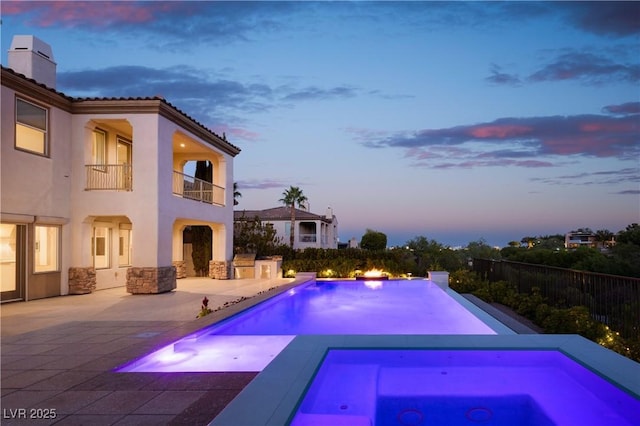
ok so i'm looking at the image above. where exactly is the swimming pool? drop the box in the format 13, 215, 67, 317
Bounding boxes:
118, 278, 508, 372
211, 335, 640, 426
291, 349, 640, 426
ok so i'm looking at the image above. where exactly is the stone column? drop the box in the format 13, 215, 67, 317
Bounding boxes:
68, 267, 96, 294
126, 266, 176, 294
172, 260, 187, 279
209, 260, 231, 279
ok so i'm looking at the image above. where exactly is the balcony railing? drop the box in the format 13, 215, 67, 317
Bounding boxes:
85, 164, 132, 191
472, 258, 640, 341
172, 170, 224, 206
299, 234, 317, 243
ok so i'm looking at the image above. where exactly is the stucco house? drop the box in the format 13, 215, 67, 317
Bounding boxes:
564, 229, 598, 249
1, 35, 240, 302
234, 206, 338, 250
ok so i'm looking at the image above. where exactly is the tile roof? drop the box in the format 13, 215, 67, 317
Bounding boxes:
1, 65, 241, 155
235, 207, 332, 222
1, 65, 74, 101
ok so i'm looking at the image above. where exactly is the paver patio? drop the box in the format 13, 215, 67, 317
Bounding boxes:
1, 277, 298, 425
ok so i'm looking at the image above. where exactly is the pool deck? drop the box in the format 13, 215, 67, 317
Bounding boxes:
1, 276, 541, 425
0, 276, 302, 426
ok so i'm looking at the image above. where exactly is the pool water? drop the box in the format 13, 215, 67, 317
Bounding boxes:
118, 279, 498, 372
291, 349, 640, 426
377, 395, 553, 426
208, 279, 496, 335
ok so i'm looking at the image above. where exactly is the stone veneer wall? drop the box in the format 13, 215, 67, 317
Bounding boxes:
68, 267, 96, 294
172, 261, 187, 279
126, 266, 176, 294
209, 261, 231, 280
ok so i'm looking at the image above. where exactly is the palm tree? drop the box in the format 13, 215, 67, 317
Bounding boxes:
233, 182, 242, 206
279, 186, 307, 248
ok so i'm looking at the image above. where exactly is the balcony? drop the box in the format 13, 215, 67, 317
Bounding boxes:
299, 234, 317, 243
172, 170, 224, 206
85, 164, 132, 191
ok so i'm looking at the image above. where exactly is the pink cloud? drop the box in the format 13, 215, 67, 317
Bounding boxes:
213, 125, 261, 142
361, 110, 639, 169
3, 1, 188, 28
469, 125, 532, 139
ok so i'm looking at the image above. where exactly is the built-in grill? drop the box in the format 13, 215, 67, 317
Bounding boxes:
232, 253, 256, 279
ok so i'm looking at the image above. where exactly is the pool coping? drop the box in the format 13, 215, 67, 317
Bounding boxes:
210, 334, 640, 426
112, 274, 316, 370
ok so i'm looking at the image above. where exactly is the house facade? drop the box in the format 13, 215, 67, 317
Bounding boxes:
235, 206, 338, 250
1, 36, 240, 302
564, 230, 598, 249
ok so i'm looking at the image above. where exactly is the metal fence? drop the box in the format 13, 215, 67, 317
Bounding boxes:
85, 164, 132, 190
172, 170, 225, 206
472, 258, 640, 341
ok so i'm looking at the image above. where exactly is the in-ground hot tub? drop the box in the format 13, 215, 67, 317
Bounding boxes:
291, 349, 639, 426
210, 335, 640, 426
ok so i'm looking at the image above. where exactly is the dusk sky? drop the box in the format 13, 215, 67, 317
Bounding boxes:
2, 1, 639, 247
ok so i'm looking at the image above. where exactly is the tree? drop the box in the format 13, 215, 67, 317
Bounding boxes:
465, 238, 500, 260
616, 223, 640, 246
360, 229, 387, 250
595, 229, 614, 248
535, 235, 565, 250
521, 236, 536, 249
233, 182, 242, 206
234, 214, 285, 257
279, 186, 308, 248
404, 236, 462, 273
190, 225, 212, 276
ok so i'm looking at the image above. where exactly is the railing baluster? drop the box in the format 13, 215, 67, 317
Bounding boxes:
85, 164, 132, 190
171, 170, 225, 206
473, 258, 640, 341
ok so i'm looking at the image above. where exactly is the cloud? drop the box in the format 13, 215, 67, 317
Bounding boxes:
211, 125, 261, 143
235, 179, 292, 190
429, 159, 554, 170
57, 65, 368, 130
1, 1, 169, 27
360, 111, 640, 169
603, 102, 640, 115
281, 85, 359, 101
488, 50, 639, 87
2, 1, 299, 45
529, 51, 640, 85
344, 127, 393, 145
560, 2, 640, 37
485, 64, 521, 86
530, 168, 640, 187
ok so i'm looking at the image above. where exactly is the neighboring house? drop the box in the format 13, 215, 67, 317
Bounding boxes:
564, 230, 597, 249
235, 206, 338, 250
1, 35, 240, 302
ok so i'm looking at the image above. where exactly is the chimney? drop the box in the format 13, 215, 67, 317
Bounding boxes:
325, 207, 334, 220
8, 35, 56, 89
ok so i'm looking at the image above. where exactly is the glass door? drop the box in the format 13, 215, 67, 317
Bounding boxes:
1, 224, 25, 302
117, 137, 132, 190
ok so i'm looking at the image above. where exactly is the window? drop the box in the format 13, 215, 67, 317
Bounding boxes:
34, 225, 59, 272
92, 226, 110, 269
1, 224, 18, 291
119, 226, 132, 266
92, 129, 107, 166
16, 98, 48, 155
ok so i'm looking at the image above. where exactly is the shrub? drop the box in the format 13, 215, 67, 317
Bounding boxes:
458, 270, 640, 363
449, 269, 482, 293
